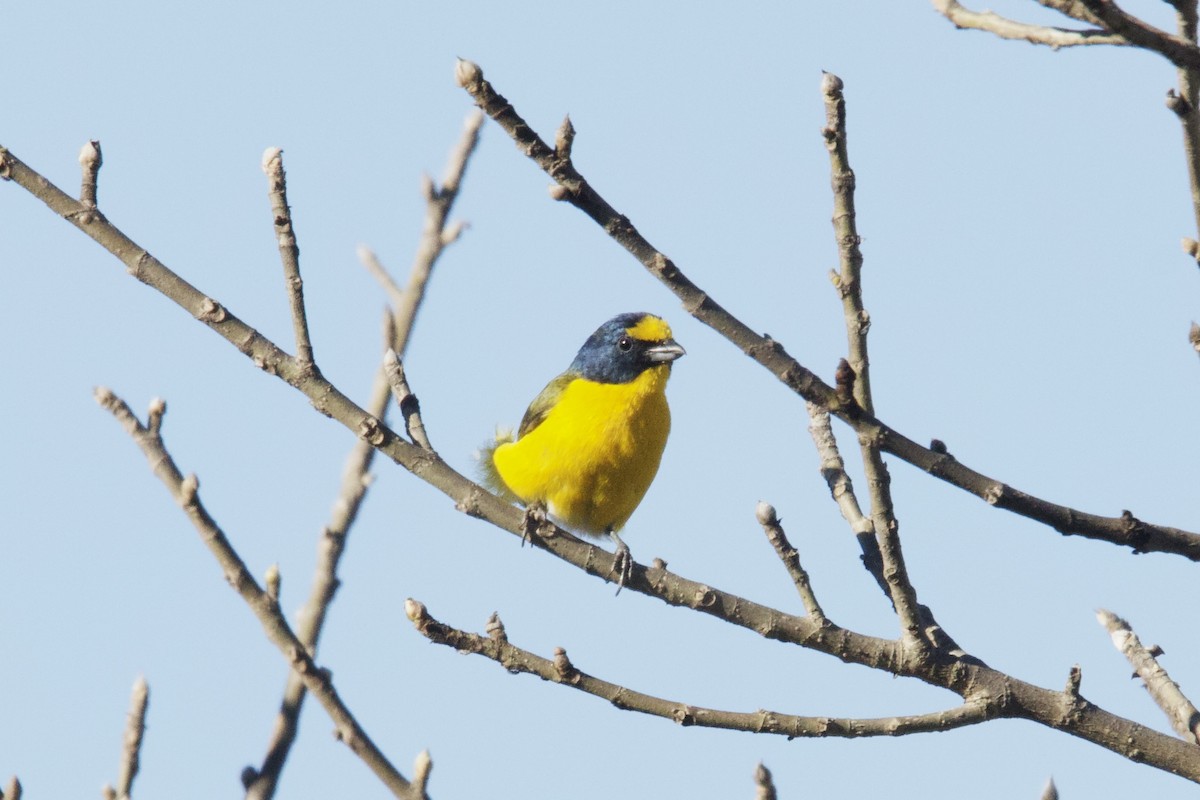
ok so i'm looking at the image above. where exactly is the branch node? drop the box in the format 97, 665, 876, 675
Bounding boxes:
455, 58, 483, 89
691, 585, 718, 609
179, 473, 199, 506
1167, 88, 1193, 118
554, 114, 576, 159
78, 139, 102, 217
412, 749, 433, 798
197, 296, 227, 324
357, 415, 386, 446
485, 611, 507, 642
146, 397, 166, 435
552, 646, 580, 684
264, 563, 281, 604
754, 762, 777, 800
1065, 663, 1082, 698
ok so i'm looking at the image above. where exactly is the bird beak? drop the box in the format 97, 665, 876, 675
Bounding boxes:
644, 339, 686, 363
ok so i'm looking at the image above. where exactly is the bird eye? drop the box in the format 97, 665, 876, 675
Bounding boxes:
617, 336, 633, 352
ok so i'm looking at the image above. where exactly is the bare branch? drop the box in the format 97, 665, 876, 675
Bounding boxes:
1097, 609, 1200, 742
93, 389, 417, 799
822, 73, 870, 415
384, 348, 433, 451
821, 73, 926, 646
754, 763, 777, 800
755, 501, 825, 621
932, 0, 1127, 48
262, 147, 315, 369
411, 750, 432, 800
244, 112, 480, 800
404, 599, 993, 738
445, 64, 1200, 561
392, 109, 483, 356
78, 140, 102, 220
806, 402, 886, 594
104, 676, 149, 800
1077, 0, 1200, 70
1037, 0, 1104, 25
358, 245, 406, 312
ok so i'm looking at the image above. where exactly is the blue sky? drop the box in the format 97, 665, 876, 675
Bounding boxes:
3, 2, 1199, 798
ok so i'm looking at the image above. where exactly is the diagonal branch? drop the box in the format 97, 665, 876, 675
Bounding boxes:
753, 763, 777, 800
821, 73, 926, 646
243, 110, 480, 800
1077, 0, 1200, 70
756, 502, 825, 622
262, 148, 315, 369
93, 389, 418, 800
405, 600, 994, 739
1098, 609, 1200, 743
932, 0, 1128, 48
443, 64, 1200, 562
103, 676, 149, 800
806, 402, 886, 594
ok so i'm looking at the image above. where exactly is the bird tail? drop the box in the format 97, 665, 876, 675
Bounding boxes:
474, 427, 519, 502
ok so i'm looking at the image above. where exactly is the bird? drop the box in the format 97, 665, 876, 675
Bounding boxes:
479, 312, 685, 591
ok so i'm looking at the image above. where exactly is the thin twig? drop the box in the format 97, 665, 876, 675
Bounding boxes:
78, 140, 102, 221
93, 389, 417, 799
107, 675, 150, 800
822, 73, 924, 646
806, 403, 886, 595
753, 763, 777, 800
244, 112, 480, 800
384, 349, 433, 450
359, 245, 406, 311
932, 0, 1127, 47
391, 109, 482, 357
262, 147, 315, 369
405, 599, 993, 738
411, 750, 432, 800
822, 73, 870, 415
1097, 609, 1200, 742
755, 502, 825, 621
1167, 2, 1200, 247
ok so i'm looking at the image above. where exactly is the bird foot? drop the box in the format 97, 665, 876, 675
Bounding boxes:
521, 504, 547, 548
607, 530, 634, 595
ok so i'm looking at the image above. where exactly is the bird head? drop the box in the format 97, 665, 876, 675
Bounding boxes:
569, 312, 685, 384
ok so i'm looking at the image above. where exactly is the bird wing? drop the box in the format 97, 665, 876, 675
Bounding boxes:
517, 372, 575, 438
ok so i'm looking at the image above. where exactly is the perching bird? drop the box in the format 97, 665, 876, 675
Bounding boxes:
479, 312, 685, 591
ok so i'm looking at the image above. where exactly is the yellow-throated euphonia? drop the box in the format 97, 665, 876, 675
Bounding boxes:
479, 312, 685, 589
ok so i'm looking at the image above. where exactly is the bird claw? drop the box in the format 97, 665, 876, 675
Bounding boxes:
521, 504, 547, 548
607, 530, 633, 595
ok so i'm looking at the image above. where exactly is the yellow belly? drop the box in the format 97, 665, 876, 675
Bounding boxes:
492, 366, 672, 535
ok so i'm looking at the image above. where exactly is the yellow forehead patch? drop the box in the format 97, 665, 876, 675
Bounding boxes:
626, 315, 672, 342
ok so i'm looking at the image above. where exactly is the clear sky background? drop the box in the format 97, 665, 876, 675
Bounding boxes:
3, 2, 1199, 798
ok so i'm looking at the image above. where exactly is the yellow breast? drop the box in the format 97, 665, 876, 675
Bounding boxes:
492, 364, 673, 535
